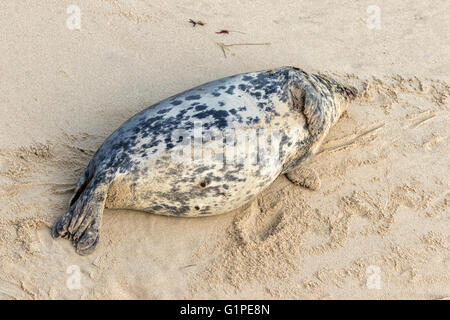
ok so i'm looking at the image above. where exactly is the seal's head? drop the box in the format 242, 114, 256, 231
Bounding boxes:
336, 83, 358, 112
288, 68, 358, 137
315, 73, 358, 120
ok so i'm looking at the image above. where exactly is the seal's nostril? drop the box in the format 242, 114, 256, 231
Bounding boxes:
194, 205, 200, 210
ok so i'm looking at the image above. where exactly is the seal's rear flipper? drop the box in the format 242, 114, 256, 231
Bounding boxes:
52, 179, 109, 255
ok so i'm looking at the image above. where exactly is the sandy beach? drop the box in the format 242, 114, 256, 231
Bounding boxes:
0, 0, 449, 299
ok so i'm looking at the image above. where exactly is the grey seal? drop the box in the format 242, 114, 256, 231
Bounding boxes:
51, 66, 357, 255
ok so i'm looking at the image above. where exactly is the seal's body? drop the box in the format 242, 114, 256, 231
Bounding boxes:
52, 66, 357, 254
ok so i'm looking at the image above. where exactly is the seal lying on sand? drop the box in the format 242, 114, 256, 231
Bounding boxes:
52, 66, 357, 255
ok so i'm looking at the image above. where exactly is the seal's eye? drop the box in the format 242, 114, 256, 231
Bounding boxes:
194, 205, 200, 210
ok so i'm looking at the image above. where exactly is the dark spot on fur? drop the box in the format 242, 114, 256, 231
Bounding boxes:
225, 85, 235, 95
185, 95, 201, 100
238, 84, 248, 91
193, 110, 229, 129
195, 104, 208, 111
171, 100, 182, 106
157, 108, 171, 114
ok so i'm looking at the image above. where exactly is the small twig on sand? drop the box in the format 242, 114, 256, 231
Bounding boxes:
180, 264, 197, 269
215, 29, 246, 35
188, 19, 205, 27
216, 42, 271, 58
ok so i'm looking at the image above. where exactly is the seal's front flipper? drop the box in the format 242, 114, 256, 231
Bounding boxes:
285, 167, 321, 191
52, 181, 109, 255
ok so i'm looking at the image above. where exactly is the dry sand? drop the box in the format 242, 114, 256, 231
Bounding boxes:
0, 0, 449, 299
